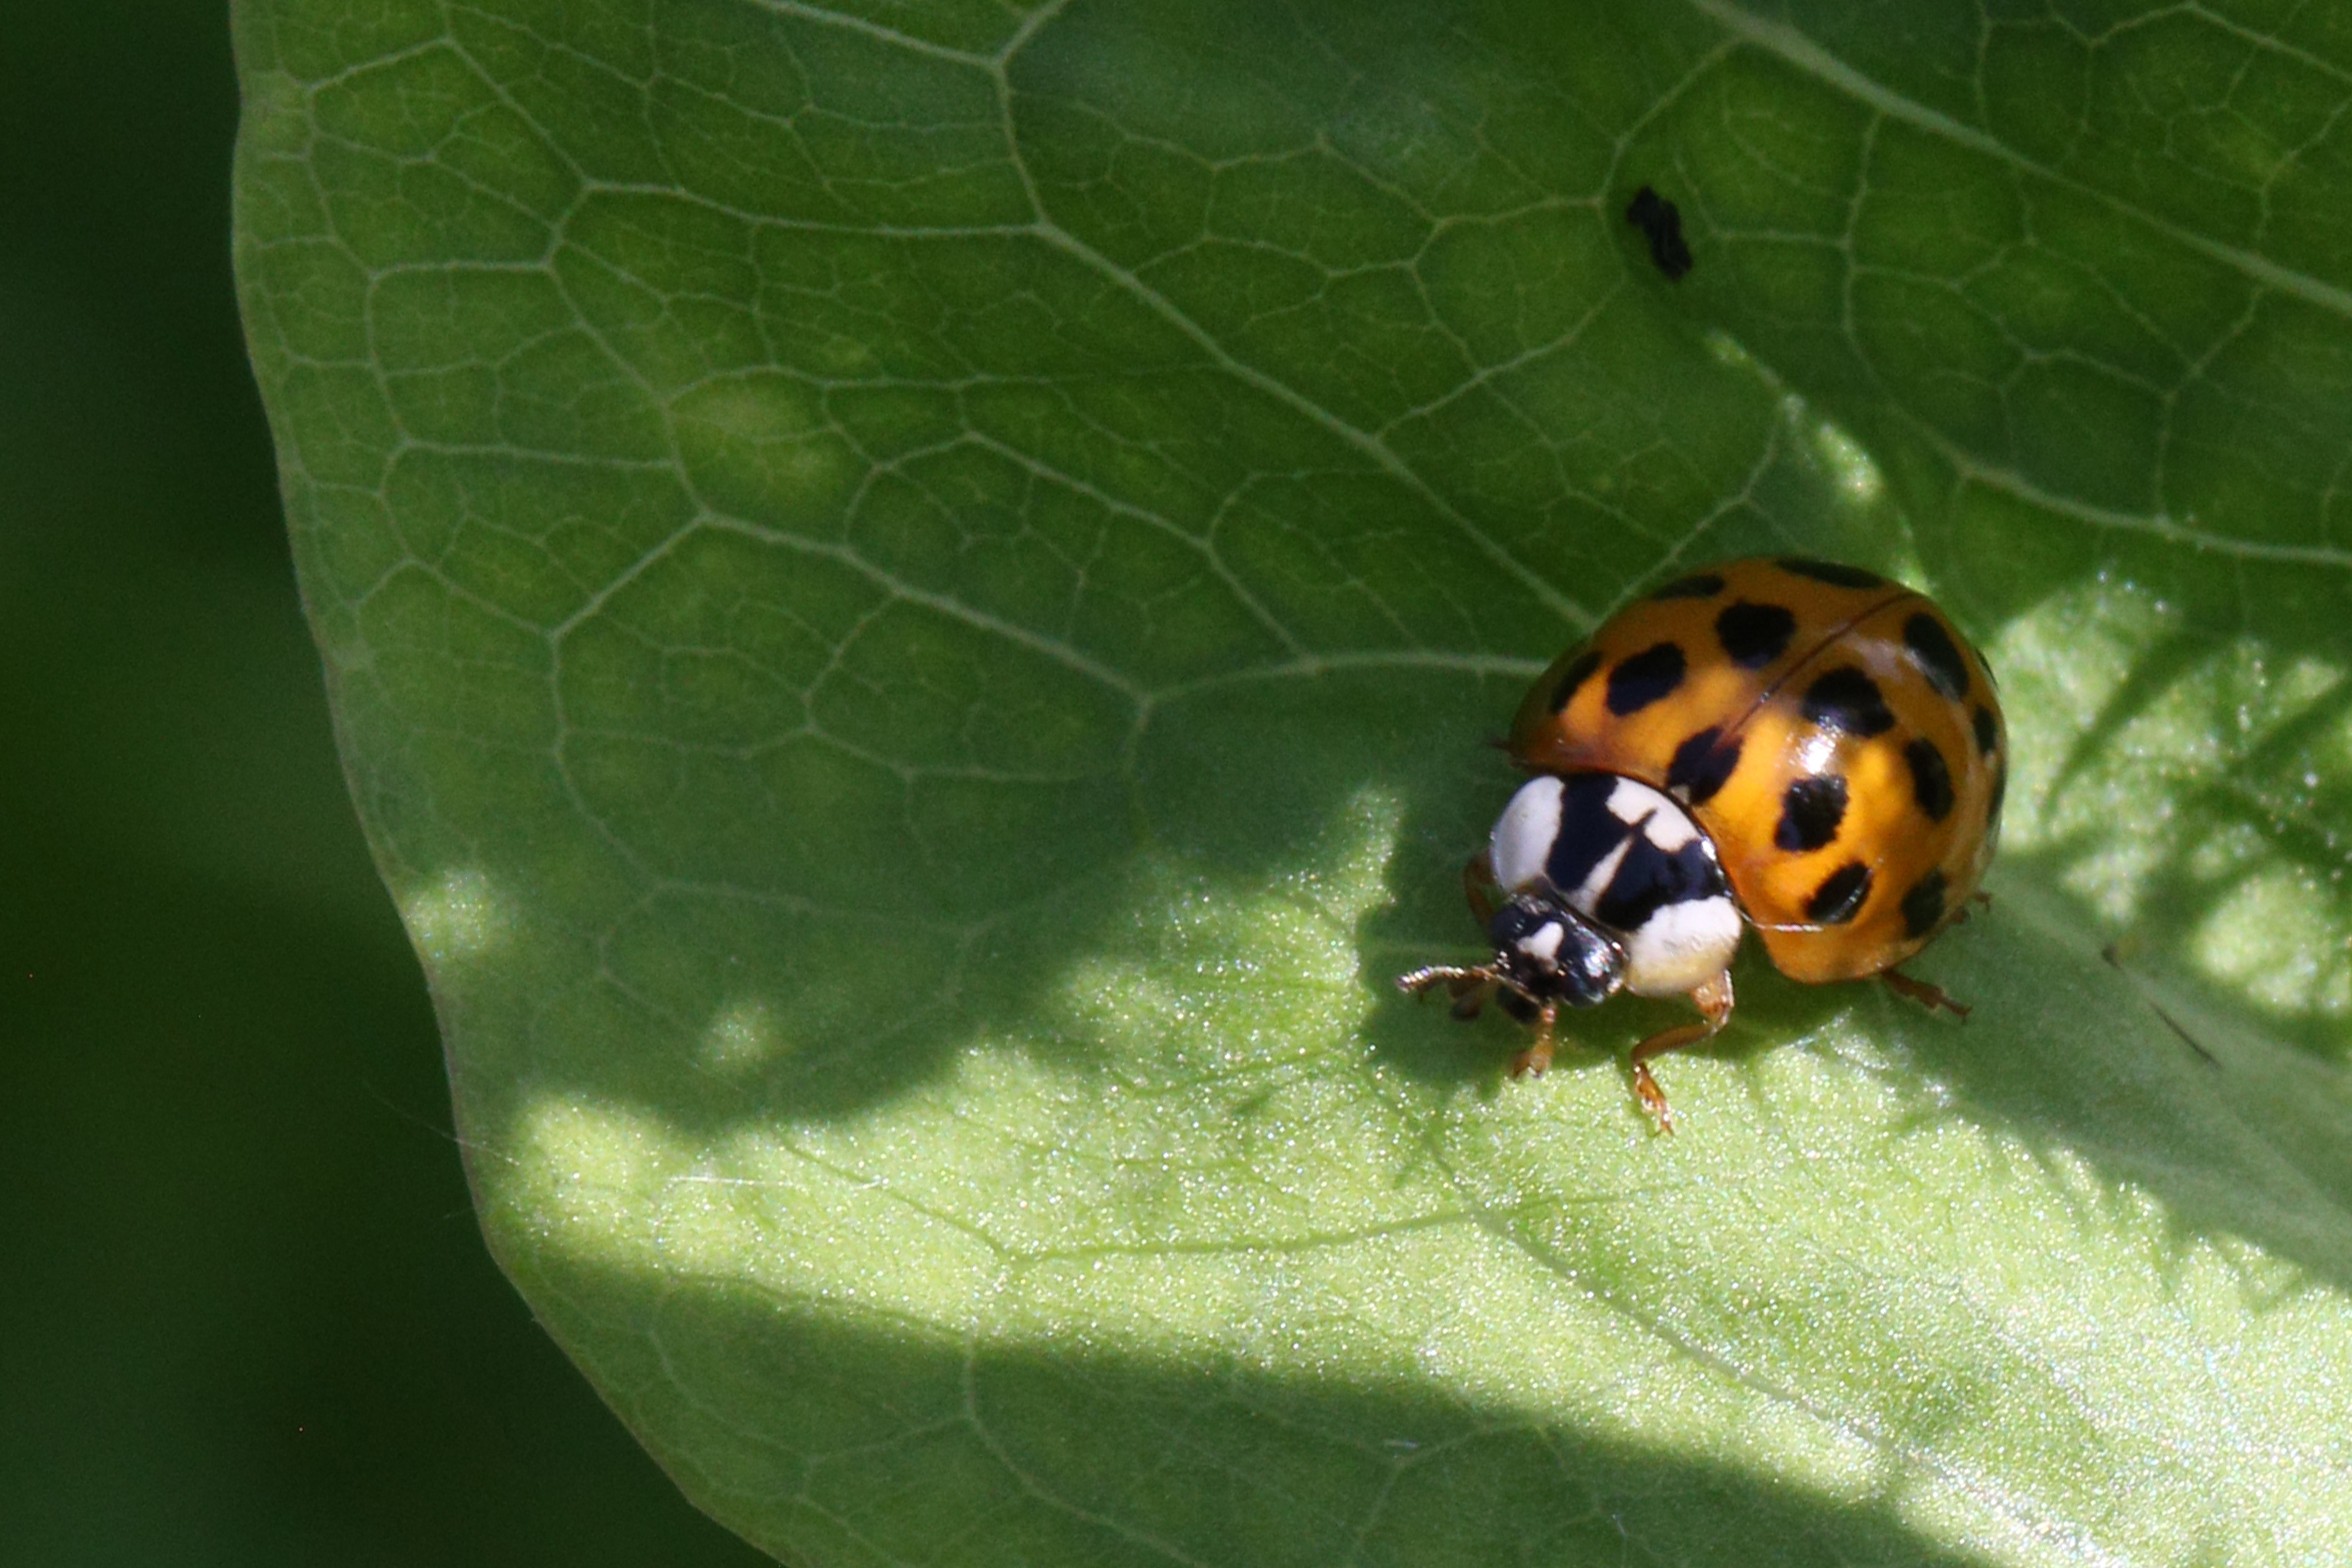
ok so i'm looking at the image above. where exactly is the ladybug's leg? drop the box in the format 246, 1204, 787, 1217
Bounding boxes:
1398, 964, 1489, 998
1883, 967, 1970, 1019
1444, 971, 1495, 1021
1625, 969, 1735, 1135
1461, 851, 1499, 927
1508, 1001, 1558, 1079
1946, 890, 1994, 929
1398, 964, 1504, 1022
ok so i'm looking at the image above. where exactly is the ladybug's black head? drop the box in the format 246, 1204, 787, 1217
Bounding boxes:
1488, 894, 1626, 1009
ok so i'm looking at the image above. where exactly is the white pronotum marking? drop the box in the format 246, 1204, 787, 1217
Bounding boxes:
1621, 895, 1742, 998
1489, 775, 1565, 892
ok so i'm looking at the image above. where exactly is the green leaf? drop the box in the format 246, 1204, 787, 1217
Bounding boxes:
233, 0, 2352, 1560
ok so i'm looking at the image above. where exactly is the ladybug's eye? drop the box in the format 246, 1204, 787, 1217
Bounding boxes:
1548, 919, 1627, 1005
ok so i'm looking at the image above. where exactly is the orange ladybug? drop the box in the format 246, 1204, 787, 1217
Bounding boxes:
1400, 557, 2006, 1131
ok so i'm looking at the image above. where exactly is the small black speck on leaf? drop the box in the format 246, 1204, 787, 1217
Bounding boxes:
1626, 185, 1693, 281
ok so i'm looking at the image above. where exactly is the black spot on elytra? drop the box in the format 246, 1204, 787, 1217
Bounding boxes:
1802, 667, 1895, 737
1905, 737, 1955, 822
1546, 650, 1602, 715
1665, 726, 1742, 806
1775, 774, 1848, 852
1777, 557, 1884, 589
1651, 571, 1724, 600
1972, 704, 1999, 756
1900, 868, 1948, 940
1903, 613, 1970, 701
1806, 861, 1873, 924
1716, 600, 1798, 668
1606, 642, 1686, 716
1625, 186, 1693, 280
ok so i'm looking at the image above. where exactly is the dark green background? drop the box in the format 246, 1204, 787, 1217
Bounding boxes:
0, 4, 765, 1559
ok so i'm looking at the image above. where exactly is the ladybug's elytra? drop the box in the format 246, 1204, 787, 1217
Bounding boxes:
1400, 557, 2007, 1131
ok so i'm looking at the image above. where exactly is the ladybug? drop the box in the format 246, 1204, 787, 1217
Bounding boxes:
1400, 556, 2006, 1131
